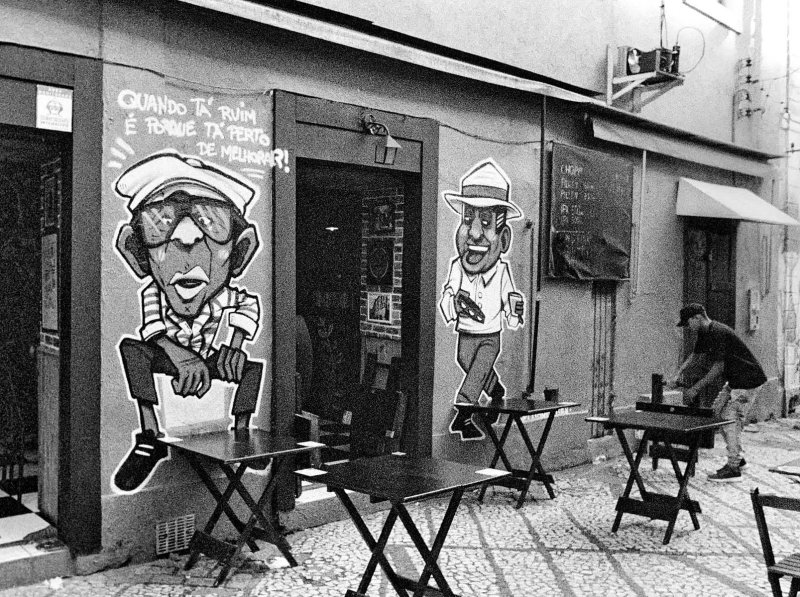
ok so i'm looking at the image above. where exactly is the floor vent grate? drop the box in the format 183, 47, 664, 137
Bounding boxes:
155, 513, 195, 555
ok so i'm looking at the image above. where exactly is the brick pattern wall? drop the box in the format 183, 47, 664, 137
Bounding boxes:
360, 188, 403, 340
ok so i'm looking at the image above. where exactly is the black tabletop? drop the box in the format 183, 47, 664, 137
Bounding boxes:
295, 455, 509, 502
161, 429, 320, 464
769, 457, 800, 478
456, 397, 580, 415
586, 410, 733, 434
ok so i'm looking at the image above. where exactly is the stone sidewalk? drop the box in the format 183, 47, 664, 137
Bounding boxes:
3, 417, 800, 597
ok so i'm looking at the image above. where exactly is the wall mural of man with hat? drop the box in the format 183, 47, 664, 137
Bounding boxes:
439, 158, 525, 441
111, 150, 263, 493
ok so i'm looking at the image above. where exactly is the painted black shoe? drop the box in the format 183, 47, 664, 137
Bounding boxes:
483, 383, 506, 426
488, 382, 506, 402
449, 407, 485, 441
113, 430, 168, 492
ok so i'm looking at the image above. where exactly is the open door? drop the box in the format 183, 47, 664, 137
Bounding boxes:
683, 217, 736, 405
273, 92, 438, 508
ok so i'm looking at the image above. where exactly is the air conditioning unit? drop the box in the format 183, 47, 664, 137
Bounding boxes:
623, 46, 681, 77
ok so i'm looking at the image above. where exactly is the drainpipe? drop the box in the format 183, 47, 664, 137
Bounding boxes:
526, 95, 547, 394
781, 0, 792, 417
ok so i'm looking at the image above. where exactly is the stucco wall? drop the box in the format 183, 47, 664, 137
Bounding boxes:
305, 0, 749, 144
0, 0, 789, 560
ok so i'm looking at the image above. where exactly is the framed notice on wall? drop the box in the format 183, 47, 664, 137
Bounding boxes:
41, 233, 58, 332
548, 142, 634, 280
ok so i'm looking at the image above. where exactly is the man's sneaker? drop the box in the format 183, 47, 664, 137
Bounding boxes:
715, 459, 748, 475
708, 465, 742, 482
113, 430, 168, 492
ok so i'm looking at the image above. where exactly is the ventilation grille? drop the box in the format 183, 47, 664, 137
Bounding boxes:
155, 514, 195, 555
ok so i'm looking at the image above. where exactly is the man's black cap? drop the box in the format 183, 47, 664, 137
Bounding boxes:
676, 303, 707, 327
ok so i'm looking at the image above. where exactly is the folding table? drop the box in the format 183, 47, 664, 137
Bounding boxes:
296, 454, 508, 597
586, 410, 733, 544
769, 456, 800, 478
160, 429, 321, 586
457, 397, 579, 508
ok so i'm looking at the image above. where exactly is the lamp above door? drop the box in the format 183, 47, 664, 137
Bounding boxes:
361, 113, 401, 165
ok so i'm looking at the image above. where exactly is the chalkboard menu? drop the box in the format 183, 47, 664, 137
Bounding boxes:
548, 143, 634, 280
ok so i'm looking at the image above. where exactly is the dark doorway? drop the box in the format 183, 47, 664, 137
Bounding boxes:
295, 159, 414, 463
273, 91, 438, 509
683, 217, 736, 405
0, 123, 69, 539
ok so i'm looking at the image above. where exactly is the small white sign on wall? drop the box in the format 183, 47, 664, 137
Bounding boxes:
36, 85, 73, 132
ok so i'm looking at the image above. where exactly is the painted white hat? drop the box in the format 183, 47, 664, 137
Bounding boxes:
115, 151, 257, 214
443, 158, 521, 220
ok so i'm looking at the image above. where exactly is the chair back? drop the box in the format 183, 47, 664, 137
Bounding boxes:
751, 488, 800, 568
0, 399, 26, 503
349, 355, 405, 459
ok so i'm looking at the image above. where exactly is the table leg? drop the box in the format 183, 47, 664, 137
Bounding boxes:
514, 411, 557, 505
184, 455, 255, 572
333, 488, 408, 597
662, 440, 701, 544
396, 488, 464, 597
662, 441, 700, 531
612, 428, 650, 533
221, 456, 298, 568
476, 416, 514, 503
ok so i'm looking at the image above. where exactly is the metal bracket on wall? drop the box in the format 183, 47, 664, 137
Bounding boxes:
605, 45, 684, 110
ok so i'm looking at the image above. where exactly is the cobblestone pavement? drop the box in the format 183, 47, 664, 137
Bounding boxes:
3, 417, 800, 596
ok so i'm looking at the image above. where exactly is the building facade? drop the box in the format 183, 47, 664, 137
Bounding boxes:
0, 0, 797, 581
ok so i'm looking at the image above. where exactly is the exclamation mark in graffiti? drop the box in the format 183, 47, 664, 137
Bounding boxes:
273, 148, 290, 173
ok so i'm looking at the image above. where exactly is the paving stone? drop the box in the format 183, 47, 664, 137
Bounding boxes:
3, 418, 800, 596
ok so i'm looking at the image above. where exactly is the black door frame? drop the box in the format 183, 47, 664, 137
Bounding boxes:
0, 44, 102, 554
272, 91, 438, 465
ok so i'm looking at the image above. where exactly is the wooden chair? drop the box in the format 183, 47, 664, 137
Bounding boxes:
751, 488, 800, 597
348, 354, 406, 459
295, 352, 405, 463
0, 400, 26, 503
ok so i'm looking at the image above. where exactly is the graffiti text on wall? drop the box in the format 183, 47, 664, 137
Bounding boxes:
111, 89, 289, 176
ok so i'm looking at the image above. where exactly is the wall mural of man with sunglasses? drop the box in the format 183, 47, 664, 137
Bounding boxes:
111, 151, 262, 493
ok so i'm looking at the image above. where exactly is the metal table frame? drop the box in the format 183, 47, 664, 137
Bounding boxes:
161, 430, 319, 586
587, 410, 732, 544
297, 455, 508, 597
459, 398, 579, 508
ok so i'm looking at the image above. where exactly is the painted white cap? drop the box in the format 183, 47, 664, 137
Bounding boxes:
115, 151, 257, 214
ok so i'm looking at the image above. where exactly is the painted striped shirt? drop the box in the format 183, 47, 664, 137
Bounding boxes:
139, 281, 260, 358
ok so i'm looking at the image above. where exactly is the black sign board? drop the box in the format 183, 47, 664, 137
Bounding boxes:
548, 143, 634, 280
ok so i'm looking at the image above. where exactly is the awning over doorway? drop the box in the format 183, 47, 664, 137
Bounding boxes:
676, 177, 800, 226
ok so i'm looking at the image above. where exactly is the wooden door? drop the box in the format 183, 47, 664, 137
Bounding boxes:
683, 217, 736, 405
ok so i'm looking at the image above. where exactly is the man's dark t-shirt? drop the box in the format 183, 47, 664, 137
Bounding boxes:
693, 321, 767, 389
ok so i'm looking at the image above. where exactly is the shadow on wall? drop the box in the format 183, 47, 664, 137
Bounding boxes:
748, 379, 783, 423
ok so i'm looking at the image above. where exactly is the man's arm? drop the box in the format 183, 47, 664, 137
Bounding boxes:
439, 259, 462, 324
155, 335, 211, 398
666, 353, 697, 389
216, 288, 259, 382
499, 262, 523, 328
138, 282, 212, 397
682, 360, 724, 403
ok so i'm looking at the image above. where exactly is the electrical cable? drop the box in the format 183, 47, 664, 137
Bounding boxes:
675, 27, 705, 73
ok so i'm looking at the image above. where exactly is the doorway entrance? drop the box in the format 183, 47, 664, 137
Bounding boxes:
0, 123, 69, 543
296, 159, 414, 463
273, 91, 439, 508
683, 216, 736, 405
